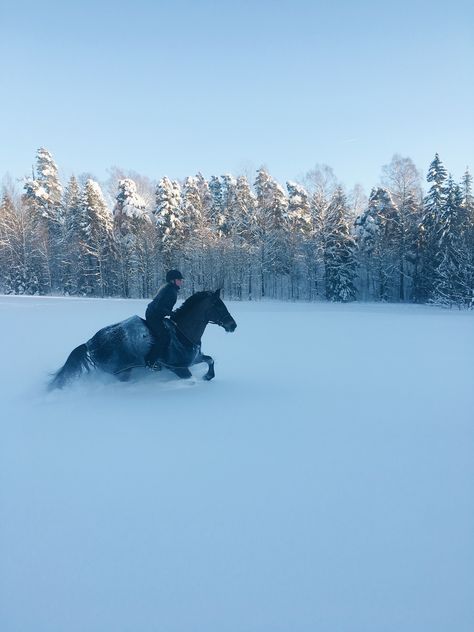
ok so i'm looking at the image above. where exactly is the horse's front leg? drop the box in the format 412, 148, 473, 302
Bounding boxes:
197, 352, 215, 381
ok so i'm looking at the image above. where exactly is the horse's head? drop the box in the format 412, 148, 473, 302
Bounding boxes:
207, 289, 237, 332
172, 290, 237, 343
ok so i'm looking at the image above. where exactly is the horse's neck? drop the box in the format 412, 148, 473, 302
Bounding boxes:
172, 312, 208, 346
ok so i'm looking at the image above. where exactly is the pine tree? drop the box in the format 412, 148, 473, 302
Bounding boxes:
324, 187, 357, 301
460, 169, 474, 305
431, 173, 474, 307
306, 188, 327, 299
62, 175, 85, 294
219, 174, 240, 238
195, 172, 213, 222
206, 175, 237, 293
80, 180, 116, 296
22, 148, 64, 292
460, 169, 474, 213
113, 178, 151, 297
286, 182, 312, 298
355, 187, 400, 300
181, 175, 212, 292
190, 173, 220, 289
417, 153, 448, 301
254, 168, 289, 297
153, 177, 183, 271
432, 177, 466, 305
230, 175, 258, 299
208, 175, 224, 233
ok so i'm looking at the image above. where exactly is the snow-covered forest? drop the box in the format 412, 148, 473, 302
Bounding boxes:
1, 148, 473, 306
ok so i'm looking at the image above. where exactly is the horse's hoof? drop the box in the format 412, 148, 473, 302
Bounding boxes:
203, 374, 214, 381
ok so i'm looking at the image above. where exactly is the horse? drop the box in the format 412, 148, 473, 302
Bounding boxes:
49, 290, 237, 389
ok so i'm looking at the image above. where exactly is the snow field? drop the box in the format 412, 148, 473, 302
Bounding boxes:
0, 296, 473, 632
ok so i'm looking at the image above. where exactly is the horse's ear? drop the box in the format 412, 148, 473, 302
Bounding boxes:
214, 289, 221, 298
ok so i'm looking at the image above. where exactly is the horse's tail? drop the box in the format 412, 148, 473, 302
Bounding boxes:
49, 343, 92, 390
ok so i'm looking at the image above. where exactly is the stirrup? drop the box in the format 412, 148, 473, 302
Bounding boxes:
147, 360, 162, 371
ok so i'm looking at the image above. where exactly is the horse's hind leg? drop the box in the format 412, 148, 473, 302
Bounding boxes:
199, 353, 215, 381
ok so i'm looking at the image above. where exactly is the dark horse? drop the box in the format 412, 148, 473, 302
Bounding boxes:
49, 290, 237, 389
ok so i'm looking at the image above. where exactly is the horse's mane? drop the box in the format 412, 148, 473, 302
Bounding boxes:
172, 291, 213, 319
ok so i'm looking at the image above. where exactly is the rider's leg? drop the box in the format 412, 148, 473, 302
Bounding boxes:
145, 315, 167, 367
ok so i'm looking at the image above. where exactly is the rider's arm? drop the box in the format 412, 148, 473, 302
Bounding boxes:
161, 285, 178, 316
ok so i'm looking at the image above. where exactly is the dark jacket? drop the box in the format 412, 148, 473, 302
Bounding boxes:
146, 282, 179, 330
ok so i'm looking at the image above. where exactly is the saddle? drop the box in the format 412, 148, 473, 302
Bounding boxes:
144, 318, 199, 368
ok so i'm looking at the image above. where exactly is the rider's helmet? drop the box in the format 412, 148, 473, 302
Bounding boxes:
166, 269, 184, 282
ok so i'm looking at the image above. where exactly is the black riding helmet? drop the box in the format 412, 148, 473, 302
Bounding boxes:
166, 269, 184, 282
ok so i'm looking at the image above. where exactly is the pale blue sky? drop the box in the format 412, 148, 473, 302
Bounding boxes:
1, 0, 473, 192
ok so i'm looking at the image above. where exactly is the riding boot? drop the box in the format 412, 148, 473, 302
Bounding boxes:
146, 333, 170, 370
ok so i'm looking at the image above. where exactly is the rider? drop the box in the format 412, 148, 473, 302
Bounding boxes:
145, 269, 184, 368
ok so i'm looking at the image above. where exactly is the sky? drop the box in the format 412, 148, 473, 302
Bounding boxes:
1, 0, 473, 193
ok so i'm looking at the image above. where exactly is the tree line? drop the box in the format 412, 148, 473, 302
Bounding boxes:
0, 148, 473, 306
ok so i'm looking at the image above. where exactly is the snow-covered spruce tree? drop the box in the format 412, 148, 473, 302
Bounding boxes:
460, 169, 474, 306
193, 172, 219, 290
228, 175, 258, 299
220, 174, 239, 238
113, 178, 153, 298
218, 174, 239, 293
433, 176, 473, 306
286, 182, 312, 299
195, 172, 213, 222
461, 168, 474, 217
203, 175, 230, 292
36, 147, 63, 210
254, 168, 290, 298
324, 187, 357, 302
153, 177, 183, 272
181, 175, 213, 293
61, 175, 86, 294
80, 179, 116, 296
355, 187, 401, 301
208, 175, 224, 234
22, 148, 64, 292
416, 153, 448, 302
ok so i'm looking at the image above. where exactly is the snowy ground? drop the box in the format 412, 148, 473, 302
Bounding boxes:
0, 295, 473, 632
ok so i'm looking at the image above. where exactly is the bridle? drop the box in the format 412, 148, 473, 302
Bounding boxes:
208, 302, 233, 329
170, 295, 234, 344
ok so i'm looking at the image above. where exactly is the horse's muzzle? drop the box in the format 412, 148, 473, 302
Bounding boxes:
224, 320, 237, 332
